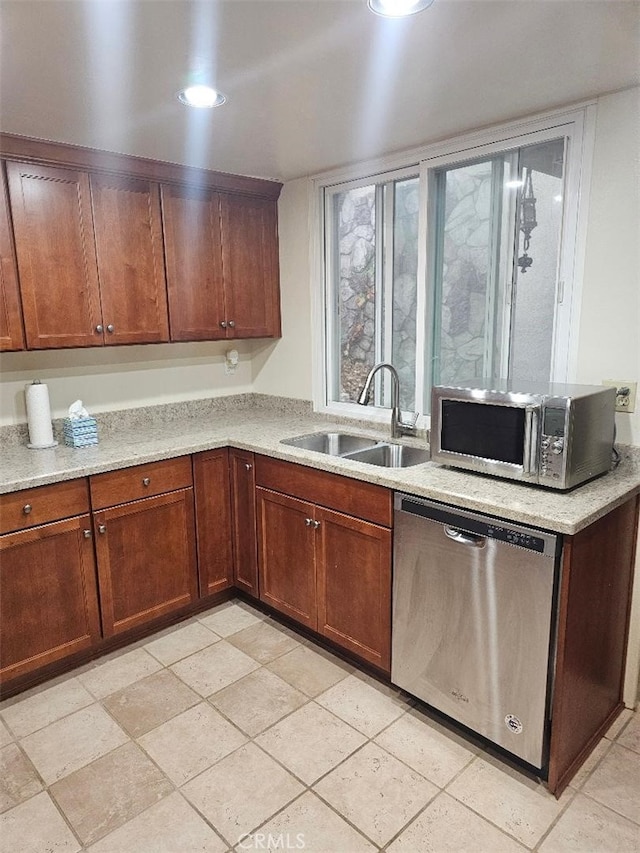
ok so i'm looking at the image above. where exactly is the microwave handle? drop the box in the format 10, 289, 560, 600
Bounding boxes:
522, 406, 539, 475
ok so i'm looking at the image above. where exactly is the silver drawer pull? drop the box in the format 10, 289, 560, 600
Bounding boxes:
142, 477, 151, 486
106, 324, 115, 334
244, 462, 253, 471
22, 504, 32, 515
305, 518, 313, 526
228, 320, 235, 328
313, 520, 321, 529
95, 324, 103, 334
83, 529, 92, 539
98, 524, 107, 534
220, 321, 227, 329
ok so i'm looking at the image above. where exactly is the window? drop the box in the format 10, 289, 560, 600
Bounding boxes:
317, 106, 593, 421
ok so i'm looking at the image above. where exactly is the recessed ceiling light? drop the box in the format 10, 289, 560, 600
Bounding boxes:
368, 0, 435, 17
177, 85, 226, 108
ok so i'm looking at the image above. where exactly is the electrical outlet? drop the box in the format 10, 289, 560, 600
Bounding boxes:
602, 380, 637, 413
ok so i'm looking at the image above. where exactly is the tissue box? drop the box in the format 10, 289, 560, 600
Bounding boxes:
63, 417, 98, 447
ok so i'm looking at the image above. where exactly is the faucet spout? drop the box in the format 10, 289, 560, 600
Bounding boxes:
357, 362, 418, 439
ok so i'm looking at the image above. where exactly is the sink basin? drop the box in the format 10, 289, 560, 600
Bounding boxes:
280, 432, 379, 455
343, 443, 431, 468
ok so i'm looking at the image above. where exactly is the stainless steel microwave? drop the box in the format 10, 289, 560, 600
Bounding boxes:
430, 379, 616, 490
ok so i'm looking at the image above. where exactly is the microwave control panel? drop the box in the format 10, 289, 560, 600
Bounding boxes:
539, 407, 566, 480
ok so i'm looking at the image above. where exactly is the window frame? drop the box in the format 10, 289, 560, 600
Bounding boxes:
311, 102, 596, 427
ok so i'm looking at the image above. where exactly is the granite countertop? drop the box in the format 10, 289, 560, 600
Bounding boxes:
2, 394, 639, 535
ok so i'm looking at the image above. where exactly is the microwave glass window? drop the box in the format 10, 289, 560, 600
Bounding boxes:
441, 401, 526, 465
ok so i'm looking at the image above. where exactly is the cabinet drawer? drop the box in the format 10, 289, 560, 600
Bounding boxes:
0, 479, 89, 534
255, 455, 392, 527
90, 456, 193, 509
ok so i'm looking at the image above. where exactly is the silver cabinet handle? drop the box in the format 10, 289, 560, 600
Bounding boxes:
220, 321, 227, 329
305, 518, 313, 526
106, 324, 114, 334
142, 477, 151, 487
98, 524, 107, 534
22, 504, 32, 515
83, 529, 92, 539
244, 462, 253, 471
228, 320, 236, 328
313, 520, 321, 529
95, 324, 104, 334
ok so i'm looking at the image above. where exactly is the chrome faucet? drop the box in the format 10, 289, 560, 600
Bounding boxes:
357, 362, 419, 439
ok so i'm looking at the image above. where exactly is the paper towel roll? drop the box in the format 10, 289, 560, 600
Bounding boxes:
25, 381, 58, 449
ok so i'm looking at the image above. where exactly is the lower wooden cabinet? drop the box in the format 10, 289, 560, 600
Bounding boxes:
316, 505, 391, 671
0, 514, 101, 684
548, 496, 639, 794
229, 448, 259, 596
257, 488, 317, 629
90, 458, 198, 637
193, 448, 234, 597
255, 457, 393, 672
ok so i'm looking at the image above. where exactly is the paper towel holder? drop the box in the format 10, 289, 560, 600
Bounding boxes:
26, 379, 58, 450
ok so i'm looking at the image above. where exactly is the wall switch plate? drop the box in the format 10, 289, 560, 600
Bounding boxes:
603, 380, 637, 413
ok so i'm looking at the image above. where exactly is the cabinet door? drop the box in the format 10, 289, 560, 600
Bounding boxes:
161, 183, 226, 341
193, 449, 234, 597
230, 449, 259, 597
0, 163, 25, 351
6, 161, 103, 348
90, 174, 169, 345
220, 194, 280, 339
0, 515, 101, 684
256, 487, 316, 629
94, 489, 198, 637
316, 506, 392, 672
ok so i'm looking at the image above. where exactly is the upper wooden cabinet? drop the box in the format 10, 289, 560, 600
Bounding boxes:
6, 161, 169, 349
162, 186, 280, 341
89, 174, 169, 345
0, 133, 282, 351
161, 183, 226, 341
220, 194, 280, 339
7, 161, 103, 349
0, 163, 25, 351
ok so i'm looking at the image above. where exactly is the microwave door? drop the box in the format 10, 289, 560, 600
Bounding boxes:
438, 400, 538, 481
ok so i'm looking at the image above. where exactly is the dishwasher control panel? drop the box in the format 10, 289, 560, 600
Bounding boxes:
484, 525, 545, 552
399, 496, 551, 554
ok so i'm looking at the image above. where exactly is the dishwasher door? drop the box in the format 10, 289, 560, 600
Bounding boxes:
391, 494, 560, 770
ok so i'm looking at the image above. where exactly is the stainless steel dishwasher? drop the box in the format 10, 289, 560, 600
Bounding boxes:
392, 493, 561, 771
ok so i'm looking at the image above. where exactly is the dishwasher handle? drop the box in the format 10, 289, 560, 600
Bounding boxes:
444, 526, 486, 548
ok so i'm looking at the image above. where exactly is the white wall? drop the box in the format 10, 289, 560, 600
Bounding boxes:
0, 341, 255, 424
576, 87, 640, 446
252, 177, 314, 399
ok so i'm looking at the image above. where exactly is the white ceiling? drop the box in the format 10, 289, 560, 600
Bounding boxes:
1, 0, 638, 182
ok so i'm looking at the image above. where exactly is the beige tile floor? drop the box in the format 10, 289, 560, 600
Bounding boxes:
0, 600, 638, 852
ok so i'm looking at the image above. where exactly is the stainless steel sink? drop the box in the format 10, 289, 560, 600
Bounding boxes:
280, 432, 379, 455
343, 443, 431, 468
